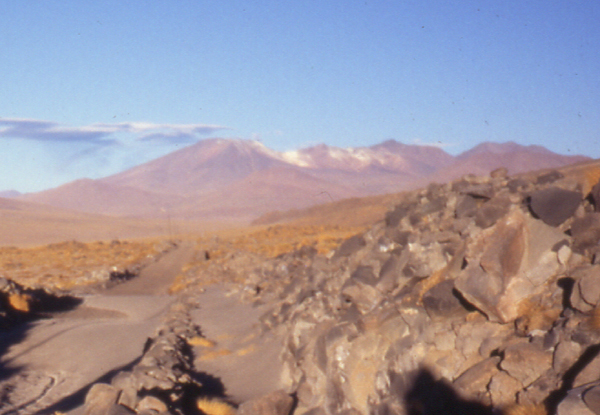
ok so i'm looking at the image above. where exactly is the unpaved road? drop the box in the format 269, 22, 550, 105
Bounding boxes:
0, 243, 194, 414
0, 242, 286, 414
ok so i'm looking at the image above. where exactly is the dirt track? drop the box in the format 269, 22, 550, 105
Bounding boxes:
0, 244, 190, 414
0, 242, 285, 414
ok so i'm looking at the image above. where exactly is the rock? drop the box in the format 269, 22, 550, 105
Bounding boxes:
341, 280, 383, 314
557, 383, 599, 415
454, 208, 528, 322
571, 213, 600, 254
455, 195, 479, 219
377, 250, 411, 292
84, 383, 121, 415
238, 390, 294, 415
462, 183, 495, 199
136, 395, 169, 413
573, 351, 600, 388
385, 205, 410, 228
422, 280, 467, 319
488, 371, 522, 407
572, 266, 600, 311
455, 208, 566, 323
350, 265, 378, 286
474, 195, 512, 229
335, 234, 367, 258
583, 384, 600, 414
507, 178, 530, 193
111, 371, 139, 409
529, 187, 581, 227
490, 167, 508, 179
500, 342, 552, 387
553, 341, 583, 374
453, 356, 500, 402
536, 170, 564, 185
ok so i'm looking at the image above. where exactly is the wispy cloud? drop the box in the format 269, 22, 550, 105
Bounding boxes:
411, 138, 457, 149
0, 118, 114, 145
0, 118, 231, 145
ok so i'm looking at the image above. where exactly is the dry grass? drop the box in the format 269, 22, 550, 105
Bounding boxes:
169, 224, 366, 293
0, 238, 166, 290
516, 298, 562, 333
197, 349, 233, 361
188, 336, 217, 348
225, 224, 367, 257
196, 398, 237, 415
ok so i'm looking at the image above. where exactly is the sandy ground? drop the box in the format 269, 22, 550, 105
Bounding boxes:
0, 242, 286, 414
190, 286, 285, 403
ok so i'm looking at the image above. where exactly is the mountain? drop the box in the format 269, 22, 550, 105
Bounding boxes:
427, 141, 589, 182
103, 138, 289, 196
19, 139, 590, 222
0, 190, 21, 198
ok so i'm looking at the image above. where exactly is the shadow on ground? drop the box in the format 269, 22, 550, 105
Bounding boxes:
0, 294, 82, 381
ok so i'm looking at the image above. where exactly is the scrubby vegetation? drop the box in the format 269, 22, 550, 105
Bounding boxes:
0, 239, 169, 290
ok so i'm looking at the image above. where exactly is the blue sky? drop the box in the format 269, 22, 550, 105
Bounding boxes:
1, 1, 599, 192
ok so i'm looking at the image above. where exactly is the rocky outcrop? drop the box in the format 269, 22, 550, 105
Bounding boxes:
79, 163, 600, 415
234, 167, 600, 414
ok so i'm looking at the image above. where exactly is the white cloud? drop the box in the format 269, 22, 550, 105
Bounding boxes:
0, 118, 231, 144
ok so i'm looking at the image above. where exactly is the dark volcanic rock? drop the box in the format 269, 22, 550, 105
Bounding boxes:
474, 194, 512, 229
536, 170, 564, 185
571, 212, 600, 254
529, 187, 582, 226
422, 280, 467, 319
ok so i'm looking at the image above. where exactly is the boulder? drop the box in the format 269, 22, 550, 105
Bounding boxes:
84, 383, 122, 415
455, 208, 565, 323
499, 342, 553, 388
453, 356, 500, 402
422, 280, 467, 319
571, 213, 600, 255
529, 187, 581, 227
557, 383, 599, 415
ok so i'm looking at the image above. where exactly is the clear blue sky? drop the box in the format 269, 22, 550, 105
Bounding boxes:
1, 0, 599, 192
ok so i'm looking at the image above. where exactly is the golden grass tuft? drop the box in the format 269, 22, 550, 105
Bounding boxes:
502, 403, 547, 415
197, 349, 233, 361
188, 336, 216, 348
8, 293, 31, 312
515, 298, 562, 333
196, 397, 237, 415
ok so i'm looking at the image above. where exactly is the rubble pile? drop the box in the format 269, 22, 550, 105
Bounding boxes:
245, 167, 600, 414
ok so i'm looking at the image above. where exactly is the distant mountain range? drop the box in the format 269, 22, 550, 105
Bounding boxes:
14, 139, 590, 222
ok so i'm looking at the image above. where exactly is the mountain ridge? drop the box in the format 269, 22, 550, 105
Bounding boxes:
18, 139, 590, 221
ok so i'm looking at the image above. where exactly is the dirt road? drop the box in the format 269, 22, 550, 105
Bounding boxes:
0, 243, 194, 414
